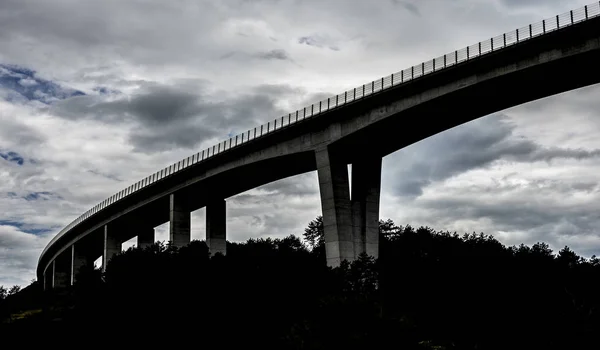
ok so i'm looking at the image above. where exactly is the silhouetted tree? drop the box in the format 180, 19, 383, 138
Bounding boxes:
303, 215, 324, 250
3, 218, 600, 349
8, 285, 20, 296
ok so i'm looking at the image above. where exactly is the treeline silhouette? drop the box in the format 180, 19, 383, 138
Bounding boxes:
2, 217, 600, 349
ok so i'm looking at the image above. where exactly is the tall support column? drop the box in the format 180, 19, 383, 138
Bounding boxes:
351, 158, 382, 259
43, 268, 50, 291
52, 252, 70, 289
71, 243, 91, 285
169, 193, 191, 247
138, 227, 155, 249
206, 199, 227, 257
316, 147, 354, 267
44, 263, 54, 290
103, 224, 122, 273
51, 261, 56, 289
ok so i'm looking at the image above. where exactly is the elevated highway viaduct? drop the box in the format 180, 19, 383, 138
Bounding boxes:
39, 3, 600, 289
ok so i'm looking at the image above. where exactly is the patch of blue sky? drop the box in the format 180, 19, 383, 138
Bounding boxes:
0, 220, 52, 235
23, 192, 60, 201
0, 151, 24, 165
0, 63, 85, 104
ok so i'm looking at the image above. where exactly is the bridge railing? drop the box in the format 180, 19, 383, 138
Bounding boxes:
42, 2, 600, 259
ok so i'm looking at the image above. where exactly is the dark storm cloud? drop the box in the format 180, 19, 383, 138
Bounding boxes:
387, 114, 600, 198
50, 81, 327, 152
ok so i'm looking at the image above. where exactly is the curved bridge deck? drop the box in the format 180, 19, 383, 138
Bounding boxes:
39, 2, 600, 287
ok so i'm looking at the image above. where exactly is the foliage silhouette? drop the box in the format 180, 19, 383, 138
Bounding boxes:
1, 218, 600, 349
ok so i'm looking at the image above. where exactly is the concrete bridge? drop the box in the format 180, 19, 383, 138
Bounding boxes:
39, 3, 600, 289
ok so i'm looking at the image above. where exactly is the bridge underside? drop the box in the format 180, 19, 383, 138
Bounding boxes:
41, 14, 600, 289
47, 148, 382, 286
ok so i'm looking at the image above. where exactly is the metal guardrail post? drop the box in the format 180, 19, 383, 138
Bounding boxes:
585, 5, 588, 19
543, 19, 546, 33
467, 46, 470, 59
570, 10, 574, 24
556, 14, 559, 28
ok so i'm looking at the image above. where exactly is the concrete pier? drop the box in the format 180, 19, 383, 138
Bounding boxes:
103, 224, 122, 272
351, 158, 382, 259
206, 199, 227, 256
71, 243, 91, 285
316, 147, 355, 267
52, 255, 70, 289
169, 193, 191, 248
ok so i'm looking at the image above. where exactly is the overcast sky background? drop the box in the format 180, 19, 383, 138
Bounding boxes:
2, 0, 600, 287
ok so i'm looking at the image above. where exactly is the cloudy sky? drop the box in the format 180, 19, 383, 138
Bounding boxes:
2, 0, 600, 287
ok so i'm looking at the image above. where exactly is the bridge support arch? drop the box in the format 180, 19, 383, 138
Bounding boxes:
316, 148, 381, 267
